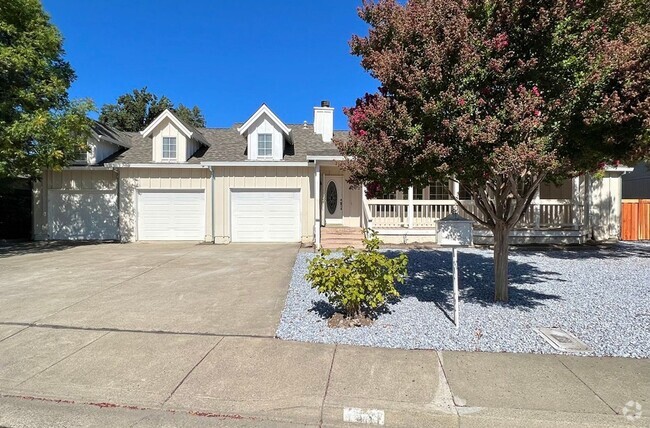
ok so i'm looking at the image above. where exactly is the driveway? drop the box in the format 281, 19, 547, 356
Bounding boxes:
0, 242, 299, 336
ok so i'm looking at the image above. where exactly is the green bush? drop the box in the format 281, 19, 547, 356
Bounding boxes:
306, 232, 408, 318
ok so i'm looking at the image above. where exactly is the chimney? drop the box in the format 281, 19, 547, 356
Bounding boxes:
313, 100, 334, 143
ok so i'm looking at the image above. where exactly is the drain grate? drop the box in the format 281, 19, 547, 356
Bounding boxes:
535, 327, 591, 353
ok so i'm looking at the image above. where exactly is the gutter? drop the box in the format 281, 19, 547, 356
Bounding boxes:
105, 163, 208, 169
200, 161, 312, 167
306, 155, 345, 161
63, 165, 113, 170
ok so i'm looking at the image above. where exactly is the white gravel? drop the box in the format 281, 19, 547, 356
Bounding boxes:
276, 242, 650, 358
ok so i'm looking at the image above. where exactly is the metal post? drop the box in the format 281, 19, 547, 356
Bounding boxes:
533, 186, 541, 229
453, 247, 459, 328
407, 186, 414, 229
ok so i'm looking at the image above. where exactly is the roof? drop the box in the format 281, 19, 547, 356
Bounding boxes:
90, 121, 132, 148
107, 124, 348, 165
140, 109, 210, 146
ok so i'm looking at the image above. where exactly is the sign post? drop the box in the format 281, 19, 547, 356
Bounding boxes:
436, 212, 473, 329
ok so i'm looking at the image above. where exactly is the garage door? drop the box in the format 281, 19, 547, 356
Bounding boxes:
231, 190, 301, 242
48, 190, 118, 240
137, 190, 205, 240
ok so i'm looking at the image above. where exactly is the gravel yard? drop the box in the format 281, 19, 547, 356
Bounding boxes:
276, 242, 650, 358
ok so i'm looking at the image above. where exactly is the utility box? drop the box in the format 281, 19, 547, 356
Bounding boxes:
437, 212, 473, 247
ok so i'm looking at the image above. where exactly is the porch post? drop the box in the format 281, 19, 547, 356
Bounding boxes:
571, 176, 581, 230
533, 186, 541, 229
451, 179, 460, 200
314, 163, 321, 248
407, 186, 414, 229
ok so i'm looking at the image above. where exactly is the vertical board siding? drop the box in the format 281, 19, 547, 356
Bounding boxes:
151, 120, 189, 162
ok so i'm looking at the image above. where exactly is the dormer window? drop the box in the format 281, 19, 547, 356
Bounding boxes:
162, 137, 177, 161
258, 134, 273, 159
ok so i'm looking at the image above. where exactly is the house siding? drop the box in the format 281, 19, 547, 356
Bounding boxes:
213, 166, 314, 244
118, 167, 212, 242
151, 120, 189, 162
32, 169, 118, 240
246, 117, 284, 161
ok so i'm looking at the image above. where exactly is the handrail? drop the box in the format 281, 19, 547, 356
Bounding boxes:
362, 198, 374, 229
366, 198, 583, 230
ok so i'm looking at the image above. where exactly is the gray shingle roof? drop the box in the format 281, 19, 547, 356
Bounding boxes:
108, 124, 349, 165
91, 121, 133, 148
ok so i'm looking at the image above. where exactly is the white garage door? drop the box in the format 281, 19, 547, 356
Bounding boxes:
231, 190, 301, 242
137, 190, 205, 240
48, 190, 118, 240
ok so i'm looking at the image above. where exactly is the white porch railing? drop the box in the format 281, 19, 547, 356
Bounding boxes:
364, 198, 583, 230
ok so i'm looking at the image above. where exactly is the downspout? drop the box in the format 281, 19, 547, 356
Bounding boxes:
211, 166, 216, 243
114, 167, 120, 242
314, 162, 321, 248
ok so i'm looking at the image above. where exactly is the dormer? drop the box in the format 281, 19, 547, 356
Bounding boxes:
74, 121, 131, 165
238, 104, 291, 161
141, 109, 209, 163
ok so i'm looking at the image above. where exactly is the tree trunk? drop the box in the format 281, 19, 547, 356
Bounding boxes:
493, 223, 510, 302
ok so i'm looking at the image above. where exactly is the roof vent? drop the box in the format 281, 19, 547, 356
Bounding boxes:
303, 120, 308, 129
321, 100, 330, 107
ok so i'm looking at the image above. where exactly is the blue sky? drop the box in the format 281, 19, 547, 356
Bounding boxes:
41, 0, 378, 129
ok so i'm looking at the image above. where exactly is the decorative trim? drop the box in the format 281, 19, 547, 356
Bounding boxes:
237, 104, 291, 136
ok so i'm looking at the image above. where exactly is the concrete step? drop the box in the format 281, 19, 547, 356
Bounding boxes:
320, 227, 363, 236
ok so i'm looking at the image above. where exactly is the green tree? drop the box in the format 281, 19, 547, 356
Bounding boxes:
337, 0, 649, 302
99, 87, 206, 131
0, 0, 93, 178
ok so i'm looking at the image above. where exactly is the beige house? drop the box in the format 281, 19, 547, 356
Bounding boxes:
32, 103, 631, 247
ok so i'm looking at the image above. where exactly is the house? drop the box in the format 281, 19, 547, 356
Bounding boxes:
32, 102, 630, 246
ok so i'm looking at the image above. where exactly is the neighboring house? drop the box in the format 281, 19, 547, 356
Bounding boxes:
622, 162, 650, 199
32, 102, 631, 246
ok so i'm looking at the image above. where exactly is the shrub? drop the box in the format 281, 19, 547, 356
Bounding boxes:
306, 232, 408, 318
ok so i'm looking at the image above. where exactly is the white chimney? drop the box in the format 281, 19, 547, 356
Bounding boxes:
313, 100, 334, 143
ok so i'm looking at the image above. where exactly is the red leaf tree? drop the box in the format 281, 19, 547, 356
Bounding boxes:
337, 0, 649, 302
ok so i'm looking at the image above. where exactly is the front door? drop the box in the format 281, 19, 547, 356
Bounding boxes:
324, 176, 343, 224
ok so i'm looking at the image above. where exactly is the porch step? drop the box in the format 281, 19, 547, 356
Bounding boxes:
320, 227, 365, 250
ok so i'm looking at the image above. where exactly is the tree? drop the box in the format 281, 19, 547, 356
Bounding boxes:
337, 0, 649, 301
99, 88, 206, 131
0, 0, 93, 179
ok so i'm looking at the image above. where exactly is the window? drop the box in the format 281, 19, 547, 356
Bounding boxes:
413, 186, 424, 200
162, 137, 177, 160
258, 133, 272, 158
428, 181, 449, 200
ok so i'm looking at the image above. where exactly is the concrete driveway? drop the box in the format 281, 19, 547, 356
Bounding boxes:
0, 242, 299, 336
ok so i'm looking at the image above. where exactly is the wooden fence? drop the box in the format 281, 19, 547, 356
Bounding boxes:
621, 199, 650, 241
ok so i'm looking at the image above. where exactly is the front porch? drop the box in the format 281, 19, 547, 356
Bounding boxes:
363, 196, 588, 245
312, 159, 590, 247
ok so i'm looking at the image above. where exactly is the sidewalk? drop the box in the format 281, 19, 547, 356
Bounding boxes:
0, 325, 647, 427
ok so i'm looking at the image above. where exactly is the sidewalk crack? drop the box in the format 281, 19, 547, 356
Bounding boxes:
161, 336, 224, 407
319, 344, 337, 428
557, 357, 618, 415
0, 325, 31, 344
14, 331, 111, 387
